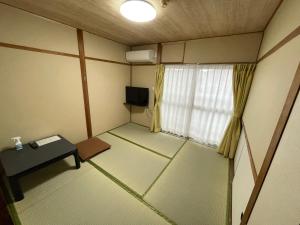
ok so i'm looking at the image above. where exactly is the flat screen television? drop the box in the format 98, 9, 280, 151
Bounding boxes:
126, 86, 149, 106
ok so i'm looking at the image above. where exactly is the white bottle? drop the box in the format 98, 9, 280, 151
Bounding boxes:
11, 137, 23, 151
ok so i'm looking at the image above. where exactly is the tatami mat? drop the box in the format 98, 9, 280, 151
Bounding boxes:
18, 169, 170, 225
15, 156, 93, 213
109, 123, 185, 158
12, 126, 229, 225
92, 133, 169, 195
144, 141, 229, 225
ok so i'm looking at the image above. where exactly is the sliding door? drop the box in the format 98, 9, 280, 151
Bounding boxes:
161, 64, 233, 147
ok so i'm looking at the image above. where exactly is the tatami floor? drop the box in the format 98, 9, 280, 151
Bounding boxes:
12, 123, 229, 225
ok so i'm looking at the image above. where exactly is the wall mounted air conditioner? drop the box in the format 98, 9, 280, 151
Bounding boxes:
126, 50, 157, 63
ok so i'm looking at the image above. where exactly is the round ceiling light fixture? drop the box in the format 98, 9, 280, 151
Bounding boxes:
120, 0, 156, 22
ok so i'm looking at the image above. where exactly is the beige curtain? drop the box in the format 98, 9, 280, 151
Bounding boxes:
218, 64, 256, 158
150, 64, 165, 132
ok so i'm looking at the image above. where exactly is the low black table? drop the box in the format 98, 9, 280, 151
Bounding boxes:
0, 136, 80, 201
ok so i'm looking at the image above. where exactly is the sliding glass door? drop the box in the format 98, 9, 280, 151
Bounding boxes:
161, 64, 233, 147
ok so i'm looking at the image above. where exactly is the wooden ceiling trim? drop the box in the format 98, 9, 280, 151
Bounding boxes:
138, 62, 258, 66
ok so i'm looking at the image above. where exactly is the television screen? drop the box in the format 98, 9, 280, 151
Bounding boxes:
126, 86, 149, 106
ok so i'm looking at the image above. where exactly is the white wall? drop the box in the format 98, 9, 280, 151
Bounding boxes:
84, 32, 129, 63
0, 4, 78, 54
0, 48, 86, 147
83, 31, 131, 135
243, 36, 300, 172
234, 129, 246, 173
0, 4, 87, 148
184, 33, 262, 64
243, 0, 300, 172
232, 129, 254, 225
86, 60, 130, 135
0, 4, 131, 149
258, 0, 300, 58
248, 93, 300, 225
161, 42, 185, 63
234, 0, 300, 223
130, 65, 156, 127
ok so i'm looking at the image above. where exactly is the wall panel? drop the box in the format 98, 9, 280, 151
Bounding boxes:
84, 31, 129, 63
243, 36, 300, 172
0, 3, 134, 150
258, 0, 300, 58
248, 93, 300, 225
132, 44, 158, 52
232, 142, 254, 225
234, 129, 246, 174
184, 33, 262, 64
0, 48, 86, 149
161, 42, 185, 63
0, 3, 78, 54
235, 0, 300, 222
131, 65, 156, 127
86, 60, 130, 135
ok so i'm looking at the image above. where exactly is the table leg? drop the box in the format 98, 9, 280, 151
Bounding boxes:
73, 150, 81, 169
8, 176, 23, 202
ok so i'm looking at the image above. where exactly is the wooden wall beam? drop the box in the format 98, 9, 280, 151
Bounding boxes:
77, 29, 92, 138
242, 120, 258, 181
0, 42, 79, 58
85, 56, 129, 65
157, 43, 162, 64
258, 26, 300, 63
182, 41, 186, 63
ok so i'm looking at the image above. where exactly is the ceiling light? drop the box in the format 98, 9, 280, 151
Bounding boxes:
120, 0, 156, 22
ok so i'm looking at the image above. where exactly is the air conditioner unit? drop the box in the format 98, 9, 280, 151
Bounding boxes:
126, 50, 157, 63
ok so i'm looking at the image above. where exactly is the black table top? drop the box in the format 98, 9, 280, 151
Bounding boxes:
0, 136, 76, 177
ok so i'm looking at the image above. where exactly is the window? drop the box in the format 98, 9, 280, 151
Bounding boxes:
161, 64, 233, 147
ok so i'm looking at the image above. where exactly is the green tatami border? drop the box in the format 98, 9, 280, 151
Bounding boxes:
7, 203, 22, 225
1, 175, 22, 225
87, 160, 177, 225
107, 131, 173, 160
93, 122, 131, 137
142, 140, 187, 197
87, 160, 142, 199
130, 121, 149, 129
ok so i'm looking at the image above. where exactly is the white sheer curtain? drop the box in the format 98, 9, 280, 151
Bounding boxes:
161, 64, 233, 147
161, 65, 196, 136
